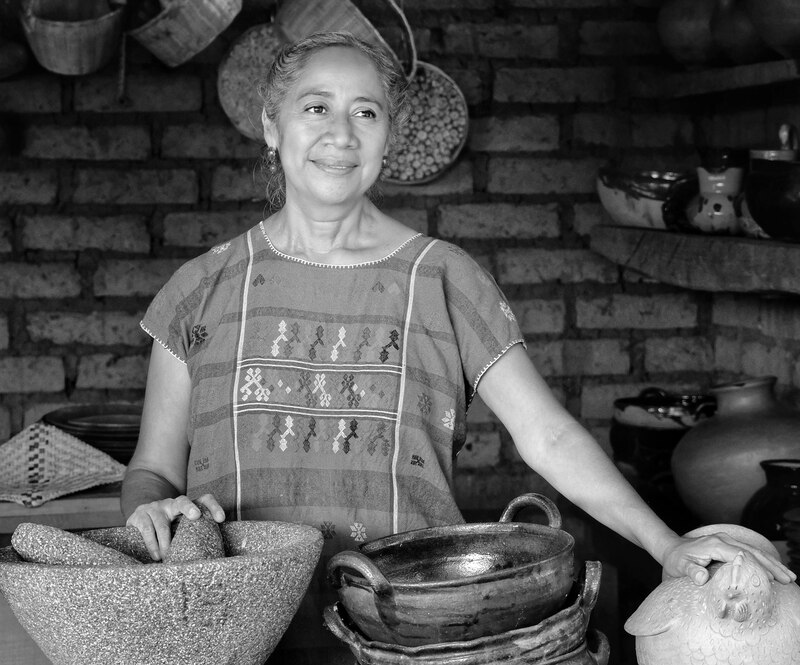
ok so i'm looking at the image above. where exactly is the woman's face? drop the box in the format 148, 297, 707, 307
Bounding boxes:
264, 46, 391, 209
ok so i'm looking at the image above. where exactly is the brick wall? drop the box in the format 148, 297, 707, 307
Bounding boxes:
1, 0, 800, 515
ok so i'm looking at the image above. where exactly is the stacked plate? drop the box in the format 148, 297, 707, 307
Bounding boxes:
42, 404, 141, 465
784, 507, 800, 577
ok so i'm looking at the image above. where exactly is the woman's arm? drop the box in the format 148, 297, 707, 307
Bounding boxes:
477, 344, 795, 584
121, 341, 223, 559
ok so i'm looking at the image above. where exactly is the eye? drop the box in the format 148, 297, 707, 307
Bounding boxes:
305, 105, 326, 114
355, 108, 377, 119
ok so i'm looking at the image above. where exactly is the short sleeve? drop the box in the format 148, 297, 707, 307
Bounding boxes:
438, 243, 525, 395
140, 262, 196, 363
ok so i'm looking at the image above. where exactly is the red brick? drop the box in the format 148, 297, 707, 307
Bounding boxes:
26, 311, 146, 346
528, 340, 563, 377
211, 166, 267, 202
73, 169, 198, 205
443, 24, 559, 59
511, 298, 566, 334
163, 211, 260, 247
645, 336, 713, 373
573, 113, 625, 147
469, 116, 559, 152
631, 113, 694, 148
21, 215, 150, 253
498, 248, 618, 285
713, 295, 800, 339
487, 157, 604, 194
0, 216, 11, 252
564, 339, 630, 376
715, 335, 794, 385
74, 74, 202, 112
577, 294, 698, 330
383, 161, 473, 197
579, 21, 661, 57
0, 263, 81, 298
22, 125, 151, 160
75, 353, 148, 390
0, 76, 61, 113
162, 124, 262, 159
440, 203, 559, 239
0, 406, 9, 442
494, 67, 614, 104
93, 259, 186, 297
0, 315, 7, 350
510, 0, 623, 6
572, 203, 605, 237
446, 67, 487, 107
383, 207, 429, 234
0, 357, 65, 393
0, 171, 58, 204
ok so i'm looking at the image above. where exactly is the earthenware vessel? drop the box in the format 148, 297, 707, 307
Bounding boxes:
327, 493, 575, 647
627, 523, 800, 665
743, 0, 800, 59
671, 376, 800, 525
741, 459, 800, 562
710, 0, 775, 64
657, 0, 722, 67
744, 158, 800, 241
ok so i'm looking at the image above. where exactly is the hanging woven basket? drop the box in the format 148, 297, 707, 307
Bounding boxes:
128, 0, 242, 68
20, 0, 124, 76
276, 0, 417, 80
383, 61, 469, 185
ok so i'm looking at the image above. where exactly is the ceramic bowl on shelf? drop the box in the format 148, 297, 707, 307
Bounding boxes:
744, 158, 800, 241
596, 167, 697, 231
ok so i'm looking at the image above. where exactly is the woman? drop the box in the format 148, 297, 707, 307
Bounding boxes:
122, 32, 794, 664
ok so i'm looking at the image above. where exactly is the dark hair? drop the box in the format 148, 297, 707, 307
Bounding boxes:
257, 32, 408, 211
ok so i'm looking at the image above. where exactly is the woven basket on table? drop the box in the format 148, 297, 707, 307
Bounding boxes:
20, 0, 124, 76
384, 61, 469, 185
128, 0, 242, 68
276, 0, 417, 80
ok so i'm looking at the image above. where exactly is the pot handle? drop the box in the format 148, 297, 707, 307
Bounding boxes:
323, 605, 363, 658
498, 492, 562, 530
580, 560, 603, 617
586, 628, 610, 665
326, 550, 393, 597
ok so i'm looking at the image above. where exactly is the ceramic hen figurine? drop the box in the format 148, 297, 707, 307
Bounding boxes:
625, 525, 800, 665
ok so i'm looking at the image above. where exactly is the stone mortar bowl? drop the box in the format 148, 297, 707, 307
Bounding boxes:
0, 520, 323, 665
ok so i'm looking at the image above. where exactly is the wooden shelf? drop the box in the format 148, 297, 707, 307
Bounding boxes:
589, 225, 800, 296
628, 59, 800, 98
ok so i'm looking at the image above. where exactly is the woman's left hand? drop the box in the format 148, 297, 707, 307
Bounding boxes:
661, 533, 797, 585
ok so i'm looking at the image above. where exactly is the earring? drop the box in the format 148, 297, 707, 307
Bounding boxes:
382, 155, 388, 170
266, 146, 278, 174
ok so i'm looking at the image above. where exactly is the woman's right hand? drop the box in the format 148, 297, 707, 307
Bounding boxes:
126, 493, 225, 561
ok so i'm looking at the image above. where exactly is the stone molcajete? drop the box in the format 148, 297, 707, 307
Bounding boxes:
625, 524, 800, 665
0, 514, 323, 665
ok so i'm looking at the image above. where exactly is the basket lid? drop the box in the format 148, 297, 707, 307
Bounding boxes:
217, 23, 286, 141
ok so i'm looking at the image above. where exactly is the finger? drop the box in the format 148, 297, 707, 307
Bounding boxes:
171, 496, 201, 520
128, 512, 163, 561
150, 511, 174, 560
749, 549, 796, 583
686, 563, 710, 586
196, 494, 226, 522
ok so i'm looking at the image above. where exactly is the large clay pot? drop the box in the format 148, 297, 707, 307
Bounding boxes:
710, 0, 775, 65
657, 0, 722, 67
671, 376, 800, 525
743, 0, 800, 59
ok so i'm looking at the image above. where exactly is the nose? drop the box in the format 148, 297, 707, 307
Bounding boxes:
325, 113, 357, 148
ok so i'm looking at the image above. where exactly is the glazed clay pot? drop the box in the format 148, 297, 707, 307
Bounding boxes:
741, 459, 800, 562
671, 377, 800, 525
744, 158, 800, 242
657, 0, 722, 67
743, 0, 800, 59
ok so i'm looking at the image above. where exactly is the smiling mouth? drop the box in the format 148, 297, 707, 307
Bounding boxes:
312, 160, 358, 172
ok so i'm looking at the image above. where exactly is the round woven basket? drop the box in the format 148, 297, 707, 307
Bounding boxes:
384, 61, 469, 185
276, 0, 417, 80
128, 0, 242, 68
217, 23, 286, 141
20, 0, 123, 76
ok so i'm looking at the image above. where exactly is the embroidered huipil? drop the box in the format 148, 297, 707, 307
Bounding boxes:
141, 222, 524, 655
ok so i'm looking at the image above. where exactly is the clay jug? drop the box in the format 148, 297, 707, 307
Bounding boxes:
671, 376, 800, 525
657, 0, 722, 67
741, 459, 800, 563
710, 0, 775, 65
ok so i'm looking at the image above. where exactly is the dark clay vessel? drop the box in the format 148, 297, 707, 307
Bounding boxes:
327, 493, 575, 647
745, 159, 800, 242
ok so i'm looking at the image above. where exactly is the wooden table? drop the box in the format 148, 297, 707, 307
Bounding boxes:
0, 484, 125, 665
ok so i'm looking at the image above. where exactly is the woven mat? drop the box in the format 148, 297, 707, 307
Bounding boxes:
0, 422, 127, 507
